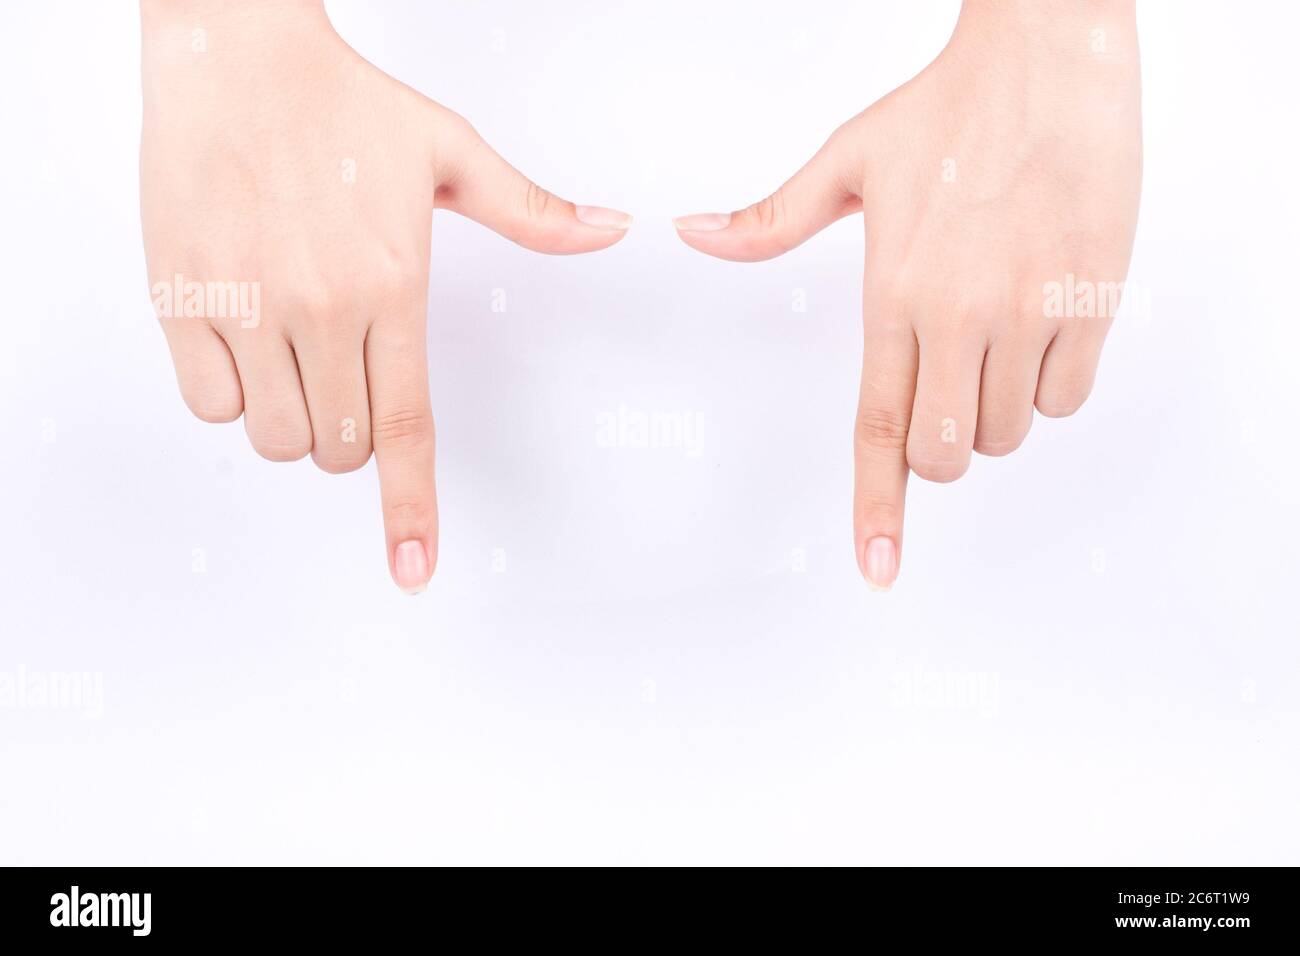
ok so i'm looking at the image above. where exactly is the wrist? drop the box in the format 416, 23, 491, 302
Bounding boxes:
953, 0, 1138, 64
141, 0, 324, 24
140, 0, 329, 53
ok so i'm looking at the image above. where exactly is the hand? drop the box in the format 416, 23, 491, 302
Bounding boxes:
675, 0, 1141, 589
141, 0, 631, 593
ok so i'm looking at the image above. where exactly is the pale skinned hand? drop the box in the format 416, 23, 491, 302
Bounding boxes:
675, 0, 1142, 589
141, 0, 631, 593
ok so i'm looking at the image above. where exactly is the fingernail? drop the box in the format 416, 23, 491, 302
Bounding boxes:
673, 212, 732, 232
394, 540, 429, 595
575, 205, 633, 230
861, 536, 898, 591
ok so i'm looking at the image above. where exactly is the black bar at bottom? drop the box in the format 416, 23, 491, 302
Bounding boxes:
0, 866, 1290, 945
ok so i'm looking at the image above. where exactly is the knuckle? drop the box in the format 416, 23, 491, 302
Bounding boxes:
1024, 287, 1055, 325
838, 109, 875, 148
372, 407, 433, 447
369, 250, 421, 303
825, 124, 866, 187
854, 489, 901, 526
907, 452, 969, 484
973, 414, 1031, 457
855, 406, 909, 450
312, 445, 372, 475
249, 432, 312, 462
973, 432, 1027, 457
438, 109, 478, 148
864, 281, 913, 325
1036, 394, 1088, 419
524, 180, 555, 221
292, 282, 337, 319
175, 358, 243, 423
426, 105, 480, 164
1036, 378, 1094, 418
384, 495, 434, 529
825, 120, 856, 154
746, 190, 784, 233
182, 388, 242, 424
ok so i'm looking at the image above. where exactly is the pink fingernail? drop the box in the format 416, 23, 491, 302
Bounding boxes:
673, 212, 732, 232
861, 536, 898, 591
575, 205, 633, 230
394, 540, 429, 595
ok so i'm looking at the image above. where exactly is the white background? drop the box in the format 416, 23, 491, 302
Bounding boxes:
1, 1, 1297, 864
